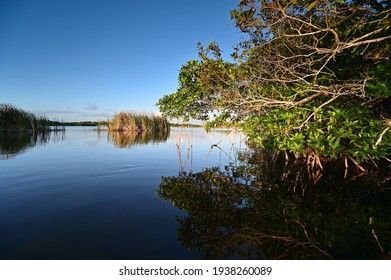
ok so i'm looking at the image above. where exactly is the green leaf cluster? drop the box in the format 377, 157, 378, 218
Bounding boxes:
245, 105, 391, 161
156, 0, 391, 164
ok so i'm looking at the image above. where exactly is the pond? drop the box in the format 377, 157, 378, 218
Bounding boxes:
0, 127, 390, 259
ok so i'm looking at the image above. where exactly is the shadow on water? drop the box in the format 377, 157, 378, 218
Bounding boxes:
107, 129, 169, 148
0, 131, 65, 160
157, 149, 391, 260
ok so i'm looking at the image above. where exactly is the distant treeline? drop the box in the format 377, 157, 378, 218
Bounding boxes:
169, 123, 204, 128
49, 120, 241, 129
48, 120, 108, 127
170, 123, 243, 130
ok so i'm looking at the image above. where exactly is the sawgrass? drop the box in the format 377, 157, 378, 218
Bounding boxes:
0, 103, 65, 133
108, 112, 169, 132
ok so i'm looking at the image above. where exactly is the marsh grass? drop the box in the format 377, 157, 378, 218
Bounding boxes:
0, 103, 64, 133
108, 112, 169, 132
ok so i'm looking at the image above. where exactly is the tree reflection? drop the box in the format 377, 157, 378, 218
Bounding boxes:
108, 129, 169, 148
157, 151, 391, 259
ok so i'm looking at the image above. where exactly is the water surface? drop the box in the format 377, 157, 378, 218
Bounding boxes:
1, 127, 390, 259
0, 127, 244, 259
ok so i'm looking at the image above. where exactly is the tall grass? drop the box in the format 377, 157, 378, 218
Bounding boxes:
0, 103, 63, 133
108, 112, 169, 132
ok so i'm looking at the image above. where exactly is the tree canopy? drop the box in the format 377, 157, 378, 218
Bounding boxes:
157, 0, 391, 165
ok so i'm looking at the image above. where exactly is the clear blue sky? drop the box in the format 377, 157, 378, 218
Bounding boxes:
0, 0, 242, 122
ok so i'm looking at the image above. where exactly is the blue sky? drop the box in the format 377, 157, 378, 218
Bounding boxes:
0, 0, 242, 122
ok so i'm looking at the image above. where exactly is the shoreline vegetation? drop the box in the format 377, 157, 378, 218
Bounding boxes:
0, 103, 64, 133
0, 103, 236, 132
107, 112, 169, 132
156, 0, 391, 171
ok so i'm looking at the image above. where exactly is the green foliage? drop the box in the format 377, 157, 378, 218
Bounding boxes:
0, 103, 53, 133
0, 103, 65, 160
156, 55, 237, 123
157, 0, 391, 164
245, 105, 391, 161
156, 60, 208, 122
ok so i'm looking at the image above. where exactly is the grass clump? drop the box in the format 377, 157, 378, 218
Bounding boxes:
108, 112, 169, 132
0, 103, 54, 133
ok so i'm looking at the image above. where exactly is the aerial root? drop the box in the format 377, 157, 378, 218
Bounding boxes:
306, 153, 323, 184
285, 151, 289, 166
346, 154, 366, 173
307, 153, 323, 171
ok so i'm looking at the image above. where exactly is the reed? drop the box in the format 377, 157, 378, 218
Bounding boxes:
108, 112, 169, 132
0, 103, 63, 133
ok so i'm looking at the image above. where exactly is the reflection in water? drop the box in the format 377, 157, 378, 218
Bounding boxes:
1, 127, 171, 158
157, 150, 391, 259
107, 129, 169, 148
174, 127, 246, 175
0, 131, 65, 160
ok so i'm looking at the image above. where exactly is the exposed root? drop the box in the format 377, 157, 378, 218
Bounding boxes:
375, 127, 389, 146
272, 151, 280, 162
346, 154, 367, 173
284, 151, 289, 166
306, 153, 324, 184
307, 153, 324, 171
368, 155, 379, 169
344, 157, 349, 178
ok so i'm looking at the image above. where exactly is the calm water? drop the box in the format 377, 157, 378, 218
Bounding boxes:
1, 127, 390, 259
0, 127, 246, 259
